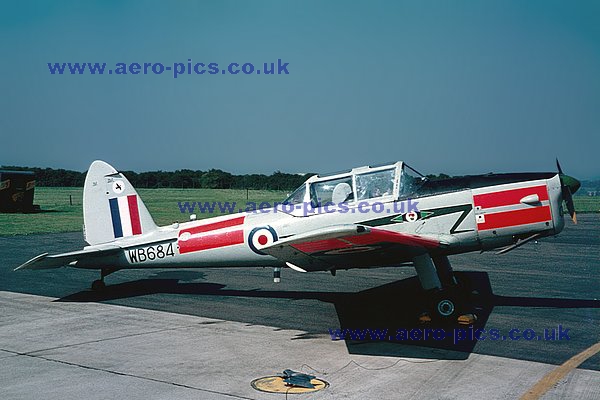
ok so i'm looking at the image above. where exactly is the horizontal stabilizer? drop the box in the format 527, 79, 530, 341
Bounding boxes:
14, 246, 121, 271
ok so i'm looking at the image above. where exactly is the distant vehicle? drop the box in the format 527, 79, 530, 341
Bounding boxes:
0, 170, 36, 213
16, 160, 580, 322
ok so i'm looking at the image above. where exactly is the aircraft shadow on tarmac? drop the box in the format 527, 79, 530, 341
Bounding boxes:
57, 271, 600, 361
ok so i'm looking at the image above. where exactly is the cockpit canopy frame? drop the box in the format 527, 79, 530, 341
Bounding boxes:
282, 161, 426, 214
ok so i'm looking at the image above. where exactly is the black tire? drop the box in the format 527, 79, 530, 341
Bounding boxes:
91, 280, 105, 291
431, 289, 458, 321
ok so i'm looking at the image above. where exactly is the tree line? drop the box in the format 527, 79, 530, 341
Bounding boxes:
5, 165, 596, 193
0, 166, 312, 190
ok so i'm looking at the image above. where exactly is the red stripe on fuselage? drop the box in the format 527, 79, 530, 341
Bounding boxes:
477, 206, 551, 231
473, 185, 548, 209
179, 230, 244, 254
180, 216, 246, 237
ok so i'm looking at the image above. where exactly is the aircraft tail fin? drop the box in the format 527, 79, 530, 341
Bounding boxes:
83, 160, 157, 245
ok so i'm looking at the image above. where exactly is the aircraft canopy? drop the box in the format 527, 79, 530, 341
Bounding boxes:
283, 161, 426, 207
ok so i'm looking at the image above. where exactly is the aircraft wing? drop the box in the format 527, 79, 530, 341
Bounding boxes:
260, 224, 442, 272
14, 246, 121, 270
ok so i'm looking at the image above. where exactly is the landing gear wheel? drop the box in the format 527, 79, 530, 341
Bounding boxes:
91, 279, 105, 291
431, 289, 458, 321
436, 298, 456, 318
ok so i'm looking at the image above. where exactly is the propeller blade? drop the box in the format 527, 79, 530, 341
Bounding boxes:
563, 186, 577, 224
556, 158, 564, 175
556, 159, 579, 224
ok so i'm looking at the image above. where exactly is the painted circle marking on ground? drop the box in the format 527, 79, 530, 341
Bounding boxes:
251, 376, 329, 394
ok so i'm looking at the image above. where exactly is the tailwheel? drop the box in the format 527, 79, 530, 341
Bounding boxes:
91, 268, 118, 291
91, 279, 106, 291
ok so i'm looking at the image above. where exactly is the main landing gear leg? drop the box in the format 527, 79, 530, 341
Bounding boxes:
413, 254, 474, 324
91, 268, 118, 291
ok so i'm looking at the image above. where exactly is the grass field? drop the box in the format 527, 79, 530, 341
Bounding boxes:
0, 187, 288, 236
0, 187, 598, 236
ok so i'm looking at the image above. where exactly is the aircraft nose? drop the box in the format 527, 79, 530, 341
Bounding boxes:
562, 175, 581, 194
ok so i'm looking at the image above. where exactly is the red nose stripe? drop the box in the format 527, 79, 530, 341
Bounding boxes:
477, 206, 551, 231
474, 185, 548, 209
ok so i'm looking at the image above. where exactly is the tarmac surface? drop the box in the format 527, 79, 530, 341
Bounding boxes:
1, 214, 599, 399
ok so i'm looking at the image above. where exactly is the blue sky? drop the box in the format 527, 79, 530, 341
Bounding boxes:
1, 1, 599, 178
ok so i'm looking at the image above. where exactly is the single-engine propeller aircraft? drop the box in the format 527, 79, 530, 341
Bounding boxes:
16, 160, 580, 322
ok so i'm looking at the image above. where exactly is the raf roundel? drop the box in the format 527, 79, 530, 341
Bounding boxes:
404, 211, 420, 222
248, 226, 278, 255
